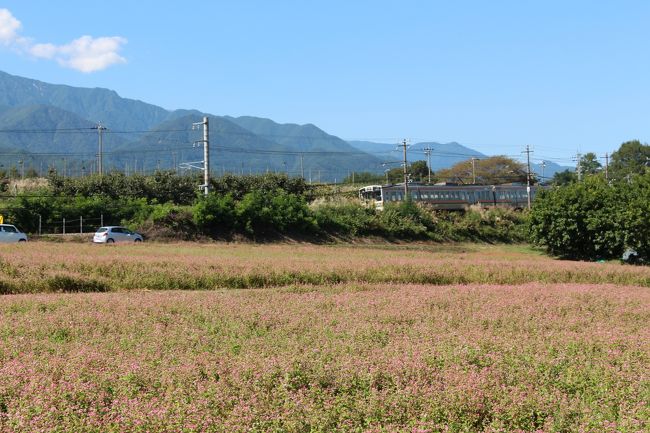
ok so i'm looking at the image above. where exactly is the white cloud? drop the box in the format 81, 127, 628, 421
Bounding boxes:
31, 36, 128, 73
0, 8, 127, 73
0, 8, 21, 44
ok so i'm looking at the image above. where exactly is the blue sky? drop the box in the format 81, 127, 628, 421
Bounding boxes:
1, 1, 649, 166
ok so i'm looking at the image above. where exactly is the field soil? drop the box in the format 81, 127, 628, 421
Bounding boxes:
0, 243, 648, 432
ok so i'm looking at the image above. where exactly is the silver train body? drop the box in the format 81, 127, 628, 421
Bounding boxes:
359, 183, 540, 210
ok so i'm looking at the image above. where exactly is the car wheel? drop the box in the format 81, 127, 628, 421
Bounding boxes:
106, 238, 115, 244
134, 238, 142, 243
18, 239, 26, 242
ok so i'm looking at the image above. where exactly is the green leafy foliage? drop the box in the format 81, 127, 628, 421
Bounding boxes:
313, 202, 378, 236
529, 175, 649, 261
48, 171, 199, 205
551, 169, 577, 186
436, 156, 529, 185
4, 193, 151, 233
441, 208, 530, 243
384, 160, 435, 184
609, 140, 650, 180
209, 173, 314, 201
378, 200, 435, 238
619, 174, 650, 260
192, 193, 236, 234
234, 189, 318, 236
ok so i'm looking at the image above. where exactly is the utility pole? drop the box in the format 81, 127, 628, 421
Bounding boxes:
522, 145, 533, 210
400, 139, 409, 199
192, 116, 210, 196
604, 153, 609, 181
94, 123, 107, 176
574, 152, 583, 182
423, 146, 433, 184
471, 157, 479, 184
300, 153, 304, 179
540, 160, 546, 184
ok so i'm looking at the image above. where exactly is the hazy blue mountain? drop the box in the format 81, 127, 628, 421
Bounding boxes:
531, 161, 570, 182
1, 69, 567, 182
225, 116, 385, 179
0, 70, 171, 131
226, 116, 356, 151
348, 140, 486, 171
114, 114, 298, 174
115, 115, 384, 180
0, 104, 132, 175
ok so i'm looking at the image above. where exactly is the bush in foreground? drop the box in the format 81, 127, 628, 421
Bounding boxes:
529, 174, 649, 261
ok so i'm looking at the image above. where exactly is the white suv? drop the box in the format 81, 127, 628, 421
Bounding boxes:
93, 226, 143, 244
0, 224, 28, 243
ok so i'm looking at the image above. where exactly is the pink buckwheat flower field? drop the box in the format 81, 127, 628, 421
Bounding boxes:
0, 242, 648, 432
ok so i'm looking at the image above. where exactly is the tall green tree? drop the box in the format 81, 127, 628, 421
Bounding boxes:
409, 160, 430, 182
609, 140, 650, 180
579, 152, 602, 176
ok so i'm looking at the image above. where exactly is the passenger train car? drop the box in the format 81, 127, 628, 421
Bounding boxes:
359, 183, 540, 210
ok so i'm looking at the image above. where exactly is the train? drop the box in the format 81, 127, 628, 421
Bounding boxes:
358, 183, 541, 210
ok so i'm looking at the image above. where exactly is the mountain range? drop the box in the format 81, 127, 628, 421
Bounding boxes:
0, 70, 568, 181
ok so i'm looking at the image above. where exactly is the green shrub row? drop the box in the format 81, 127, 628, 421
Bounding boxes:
1, 171, 530, 242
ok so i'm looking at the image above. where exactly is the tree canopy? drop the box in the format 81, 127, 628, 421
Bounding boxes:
529, 172, 650, 261
579, 152, 602, 176
435, 156, 529, 185
609, 140, 650, 180
383, 160, 434, 184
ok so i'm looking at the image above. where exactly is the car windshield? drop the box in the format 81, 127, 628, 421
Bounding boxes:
96, 227, 108, 233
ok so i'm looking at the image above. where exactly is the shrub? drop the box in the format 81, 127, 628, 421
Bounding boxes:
235, 189, 318, 236
528, 175, 644, 261
47, 171, 198, 205
377, 200, 436, 239
193, 193, 236, 234
619, 174, 650, 261
210, 173, 314, 201
313, 202, 377, 236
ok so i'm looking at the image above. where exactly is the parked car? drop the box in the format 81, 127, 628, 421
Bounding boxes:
0, 224, 28, 243
93, 226, 143, 244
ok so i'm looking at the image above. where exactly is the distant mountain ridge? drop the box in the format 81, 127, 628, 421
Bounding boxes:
0, 70, 570, 181
0, 70, 386, 179
0, 70, 171, 131
348, 140, 486, 171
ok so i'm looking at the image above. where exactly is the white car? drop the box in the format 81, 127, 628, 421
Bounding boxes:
93, 226, 143, 244
0, 224, 28, 243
